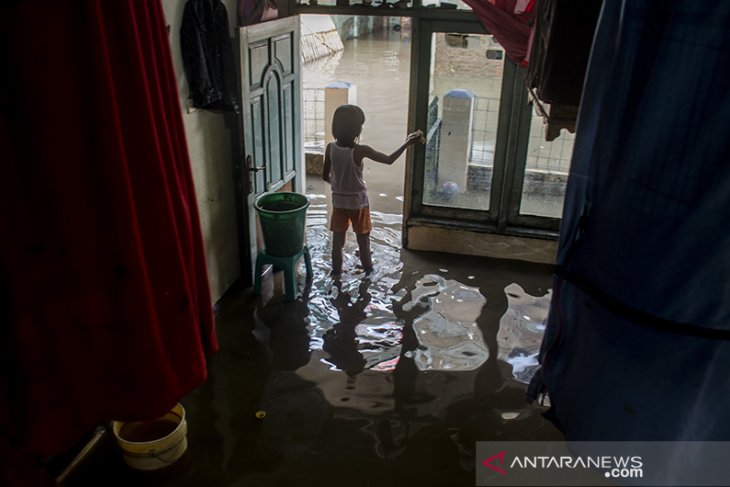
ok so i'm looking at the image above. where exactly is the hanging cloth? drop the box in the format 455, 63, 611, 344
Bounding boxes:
461, 0, 536, 66
0, 0, 218, 475
238, 0, 279, 26
529, 0, 730, 444
181, 0, 241, 112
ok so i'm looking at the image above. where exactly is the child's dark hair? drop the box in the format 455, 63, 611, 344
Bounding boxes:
332, 104, 365, 147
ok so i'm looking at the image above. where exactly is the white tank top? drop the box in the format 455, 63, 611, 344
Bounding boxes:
329, 143, 369, 210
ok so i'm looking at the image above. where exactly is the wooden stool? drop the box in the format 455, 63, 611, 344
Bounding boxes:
254, 245, 312, 301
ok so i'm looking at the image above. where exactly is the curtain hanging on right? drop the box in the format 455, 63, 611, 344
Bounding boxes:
530, 0, 730, 451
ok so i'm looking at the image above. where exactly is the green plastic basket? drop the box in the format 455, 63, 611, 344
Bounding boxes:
254, 192, 310, 257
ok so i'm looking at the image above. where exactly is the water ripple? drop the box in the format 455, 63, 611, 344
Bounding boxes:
401, 274, 489, 371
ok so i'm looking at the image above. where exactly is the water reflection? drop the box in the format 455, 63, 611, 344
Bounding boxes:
306, 199, 406, 351
322, 279, 371, 376
222, 204, 563, 484
496, 283, 551, 384
402, 274, 489, 371
302, 206, 554, 391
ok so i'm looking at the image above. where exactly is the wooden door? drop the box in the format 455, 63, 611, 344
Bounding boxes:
238, 16, 302, 285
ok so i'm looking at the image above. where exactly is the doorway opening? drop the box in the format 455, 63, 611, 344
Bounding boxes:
405, 19, 575, 263
301, 14, 413, 216
294, 13, 574, 271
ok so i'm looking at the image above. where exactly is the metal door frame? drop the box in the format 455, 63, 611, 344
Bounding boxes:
404, 17, 561, 243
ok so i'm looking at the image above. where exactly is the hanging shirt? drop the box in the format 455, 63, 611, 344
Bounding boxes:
329, 143, 369, 210
181, 0, 240, 113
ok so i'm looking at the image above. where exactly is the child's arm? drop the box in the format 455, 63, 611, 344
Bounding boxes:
356, 131, 424, 166
322, 143, 332, 183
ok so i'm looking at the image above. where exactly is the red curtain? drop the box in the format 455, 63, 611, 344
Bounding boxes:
0, 0, 218, 476
462, 0, 536, 66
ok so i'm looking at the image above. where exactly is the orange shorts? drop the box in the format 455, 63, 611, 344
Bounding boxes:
330, 207, 372, 234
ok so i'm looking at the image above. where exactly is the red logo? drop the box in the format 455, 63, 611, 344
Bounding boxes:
482, 451, 507, 475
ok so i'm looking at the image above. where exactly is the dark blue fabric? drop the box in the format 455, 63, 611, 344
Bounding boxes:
541, 280, 730, 441
560, 0, 730, 329
533, 0, 730, 440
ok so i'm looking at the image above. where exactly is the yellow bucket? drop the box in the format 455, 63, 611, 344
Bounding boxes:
111, 403, 188, 471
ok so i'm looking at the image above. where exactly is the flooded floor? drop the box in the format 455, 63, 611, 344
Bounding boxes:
68, 181, 562, 486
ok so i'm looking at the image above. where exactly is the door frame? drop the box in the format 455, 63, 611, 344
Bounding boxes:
407, 18, 521, 230
236, 16, 303, 287
403, 17, 559, 262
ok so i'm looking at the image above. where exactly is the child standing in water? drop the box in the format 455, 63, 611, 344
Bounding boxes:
322, 104, 423, 275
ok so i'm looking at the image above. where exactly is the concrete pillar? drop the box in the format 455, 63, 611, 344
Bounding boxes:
437, 89, 475, 192
324, 81, 357, 146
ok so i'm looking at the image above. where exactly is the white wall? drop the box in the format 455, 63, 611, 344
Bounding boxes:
162, 0, 241, 303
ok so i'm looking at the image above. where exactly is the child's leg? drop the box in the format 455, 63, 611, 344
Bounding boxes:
331, 231, 346, 274
353, 207, 373, 272
356, 232, 372, 271
330, 207, 348, 275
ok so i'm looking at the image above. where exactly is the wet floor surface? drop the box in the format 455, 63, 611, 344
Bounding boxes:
68, 199, 562, 487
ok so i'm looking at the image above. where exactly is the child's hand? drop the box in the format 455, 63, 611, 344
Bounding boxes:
406, 129, 425, 145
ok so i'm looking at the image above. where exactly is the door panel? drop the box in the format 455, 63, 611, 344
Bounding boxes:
274, 35, 293, 73
422, 31, 505, 214
249, 42, 269, 87
266, 72, 283, 185
250, 97, 266, 194
239, 16, 302, 284
282, 84, 295, 175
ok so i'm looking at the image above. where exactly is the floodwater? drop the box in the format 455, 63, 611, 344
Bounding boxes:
497, 283, 552, 384
405, 274, 489, 372
216, 195, 560, 483
207, 29, 562, 485
68, 30, 564, 487
223, 200, 560, 484
67, 196, 562, 486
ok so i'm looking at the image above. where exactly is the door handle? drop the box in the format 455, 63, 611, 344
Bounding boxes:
246, 155, 267, 194
247, 155, 266, 173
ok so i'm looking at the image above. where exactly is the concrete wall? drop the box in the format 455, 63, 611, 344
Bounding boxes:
301, 14, 344, 63
332, 15, 387, 40
162, 0, 241, 303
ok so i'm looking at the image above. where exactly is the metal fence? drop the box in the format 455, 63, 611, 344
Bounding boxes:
303, 88, 325, 149
301, 89, 573, 174
524, 122, 574, 174
469, 96, 574, 174
469, 96, 500, 167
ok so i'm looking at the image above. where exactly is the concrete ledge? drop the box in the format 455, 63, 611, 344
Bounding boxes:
405, 224, 557, 265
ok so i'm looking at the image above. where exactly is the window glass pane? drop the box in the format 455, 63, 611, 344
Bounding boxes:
519, 112, 575, 218
423, 33, 504, 211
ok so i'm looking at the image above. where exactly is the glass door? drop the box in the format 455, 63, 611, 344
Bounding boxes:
410, 20, 515, 227
405, 19, 573, 254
